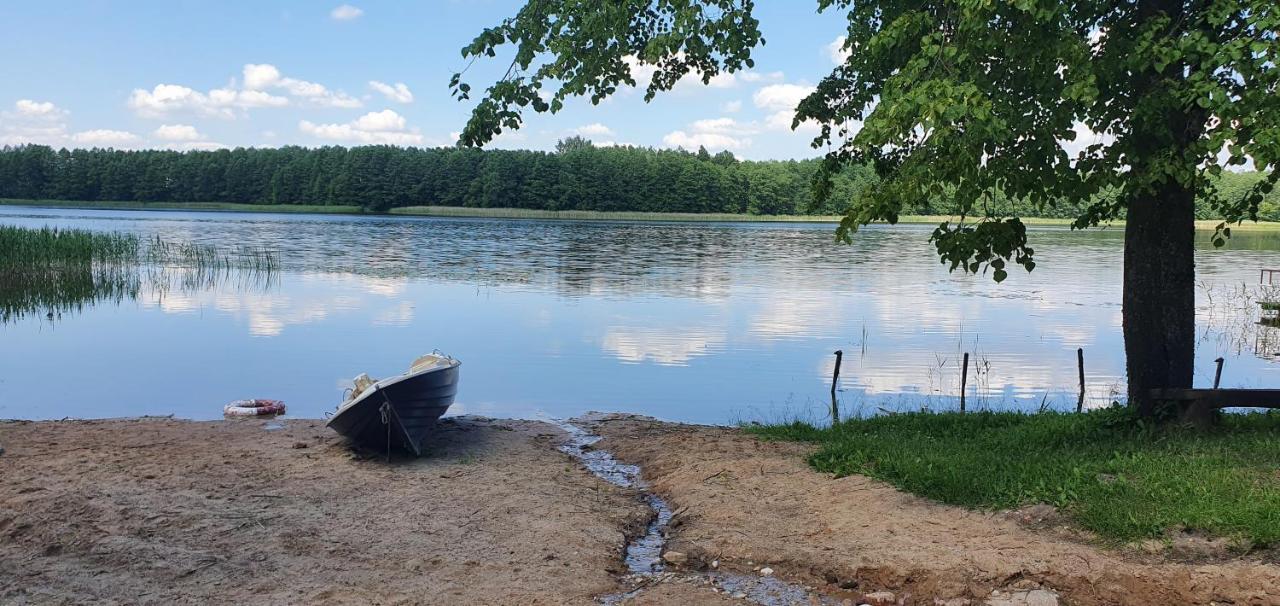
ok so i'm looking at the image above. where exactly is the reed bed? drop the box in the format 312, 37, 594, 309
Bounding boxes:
0, 225, 140, 266
0, 225, 280, 323
143, 236, 280, 272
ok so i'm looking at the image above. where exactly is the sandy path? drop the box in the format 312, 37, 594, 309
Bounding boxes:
590, 415, 1280, 606
0, 417, 656, 605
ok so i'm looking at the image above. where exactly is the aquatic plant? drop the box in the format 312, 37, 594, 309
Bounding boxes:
0, 225, 140, 267
0, 225, 279, 323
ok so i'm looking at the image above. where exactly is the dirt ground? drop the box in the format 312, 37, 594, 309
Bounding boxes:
0, 417, 669, 605
2, 415, 1278, 605
589, 415, 1280, 606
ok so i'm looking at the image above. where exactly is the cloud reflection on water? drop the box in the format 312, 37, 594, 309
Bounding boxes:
1, 207, 1277, 422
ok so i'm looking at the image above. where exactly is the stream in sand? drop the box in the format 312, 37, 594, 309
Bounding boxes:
556, 420, 841, 605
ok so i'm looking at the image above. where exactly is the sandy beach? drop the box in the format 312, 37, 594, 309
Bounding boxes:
1, 415, 1277, 605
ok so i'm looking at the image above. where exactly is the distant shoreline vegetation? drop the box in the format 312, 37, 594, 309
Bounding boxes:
1, 141, 1278, 223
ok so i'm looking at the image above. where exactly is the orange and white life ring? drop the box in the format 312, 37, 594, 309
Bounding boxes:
224, 399, 286, 416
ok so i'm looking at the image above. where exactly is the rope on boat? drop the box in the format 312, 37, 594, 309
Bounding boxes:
379, 391, 392, 463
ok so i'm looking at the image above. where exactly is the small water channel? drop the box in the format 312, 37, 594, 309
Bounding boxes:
555, 420, 841, 605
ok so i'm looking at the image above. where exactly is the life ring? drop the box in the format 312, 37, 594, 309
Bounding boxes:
224, 399, 286, 416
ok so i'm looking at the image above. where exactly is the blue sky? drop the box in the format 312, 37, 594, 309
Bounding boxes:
0, 2, 850, 160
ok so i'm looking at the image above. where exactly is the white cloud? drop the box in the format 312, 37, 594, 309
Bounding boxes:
750, 83, 822, 133
152, 124, 202, 141
693, 70, 779, 88
128, 83, 288, 119
721, 100, 743, 113
621, 55, 781, 94
1, 100, 71, 146
330, 4, 364, 21
1061, 122, 1114, 158
688, 117, 753, 135
369, 80, 413, 103
129, 64, 360, 119
0, 124, 68, 146
242, 63, 361, 108
14, 99, 65, 118
573, 123, 613, 137
740, 71, 785, 83
705, 72, 738, 88
764, 110, 821, 134
351, 109, 406, 131
662, 116, 754, 151
1, 99, 226, 150
242, 63, 283, 90
753, 83, 816, 112
71, 129, 140, 147
299, 109, 424, 145
168, 141, 228, 151
150, 124, 224, 151
1088, 28, 1107, 47
828, 35, 851, 65
764, 111, 793, 130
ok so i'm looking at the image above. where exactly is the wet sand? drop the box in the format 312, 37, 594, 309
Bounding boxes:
1, 415, 1277, 605
590, 415, 1280, 606
0, 417, 653, 605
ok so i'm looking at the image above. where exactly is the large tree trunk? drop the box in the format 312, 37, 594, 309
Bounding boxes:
1123, 0, 1205, 420
1123, 182, 1197, 418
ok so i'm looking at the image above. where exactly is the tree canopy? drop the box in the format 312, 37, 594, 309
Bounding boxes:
453, 0, 1279, 279
2, 143, 1273, 222
452, 0, 1280, 417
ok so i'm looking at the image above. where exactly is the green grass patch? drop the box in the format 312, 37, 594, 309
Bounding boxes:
749, 408, 1280, 546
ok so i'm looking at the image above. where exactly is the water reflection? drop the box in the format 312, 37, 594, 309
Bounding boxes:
0, 207, 1277, 423
601, 326, 726, 366
1, 261, 277, 325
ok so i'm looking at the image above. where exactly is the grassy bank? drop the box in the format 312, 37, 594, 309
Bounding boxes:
750, 408, 1280, 547
391, 205, 845, 222
393, 206, 1100, 225
6, 199, 1280, 231
0, 199, 364, 215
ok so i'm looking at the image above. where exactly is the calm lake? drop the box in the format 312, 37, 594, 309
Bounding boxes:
2, 206, 1278, 424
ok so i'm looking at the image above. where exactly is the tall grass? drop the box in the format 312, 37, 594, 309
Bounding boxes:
0, 225, 279, 323
0, 199, 365, 215
0, 225, 140, 266
143, 235, 280, 272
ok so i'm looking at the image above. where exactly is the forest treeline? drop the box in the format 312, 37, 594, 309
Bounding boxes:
1, 140, 1276, 220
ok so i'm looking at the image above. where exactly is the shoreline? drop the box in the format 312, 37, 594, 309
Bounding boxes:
5, 199, 1280, 231
2, 415, 1275, 605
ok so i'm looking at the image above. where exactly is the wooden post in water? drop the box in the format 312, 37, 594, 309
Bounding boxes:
960, 352, 969, 413
1214, 357, 1225, 389
830, 350, 843, 423
1076, 348, 1086, 413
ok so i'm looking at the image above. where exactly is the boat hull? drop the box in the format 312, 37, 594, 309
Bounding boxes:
326, 363, 460, 456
